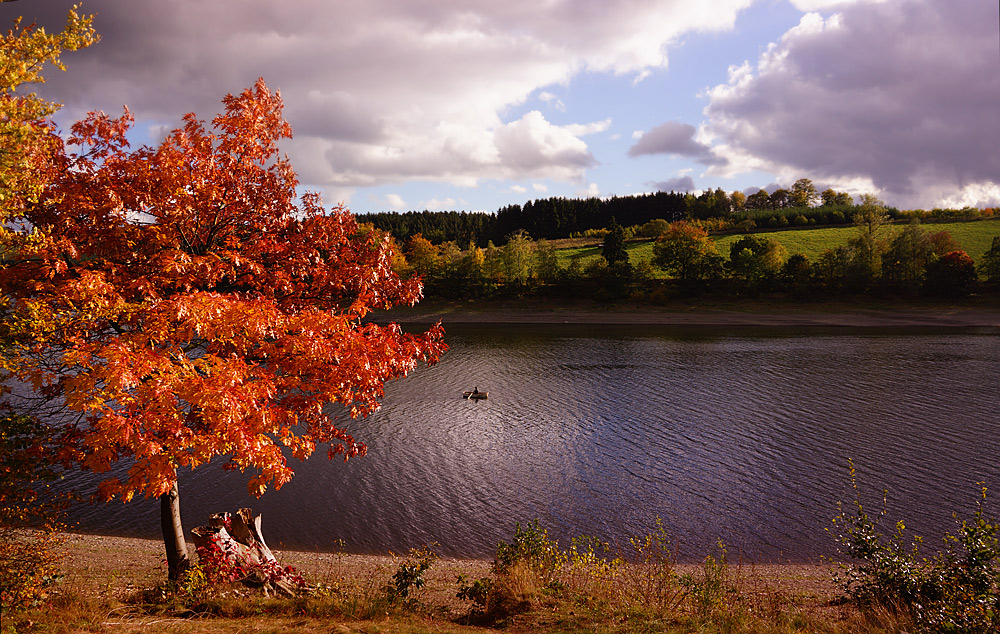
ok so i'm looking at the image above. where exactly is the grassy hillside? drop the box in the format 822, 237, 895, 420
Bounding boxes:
556, 218, 1000, 270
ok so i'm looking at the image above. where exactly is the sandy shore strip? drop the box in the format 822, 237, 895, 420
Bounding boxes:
58, 532, 841, 612
369, 299, 1000, 328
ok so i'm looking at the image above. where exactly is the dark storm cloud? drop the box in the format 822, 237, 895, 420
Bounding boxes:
652, 175, 696, 192
628, 121, 725, 166
705, 0, 1000, 207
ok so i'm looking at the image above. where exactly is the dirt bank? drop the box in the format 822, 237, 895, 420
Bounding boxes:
370, 298, 1000, 328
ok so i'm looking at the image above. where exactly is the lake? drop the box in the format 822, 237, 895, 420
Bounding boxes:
60, 323, 1000, 562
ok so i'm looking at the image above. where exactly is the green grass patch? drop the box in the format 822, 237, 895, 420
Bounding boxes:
556, 218, 1000, 269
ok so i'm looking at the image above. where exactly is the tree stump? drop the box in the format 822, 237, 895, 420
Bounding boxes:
191, 508, 308, 596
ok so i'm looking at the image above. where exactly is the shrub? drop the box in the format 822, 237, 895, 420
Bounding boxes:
0, 415, 69, 614
831, 461, 1000, 633
385, 544, 438, 601
458, 520, 565, 621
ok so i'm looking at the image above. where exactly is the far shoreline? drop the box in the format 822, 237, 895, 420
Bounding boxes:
369, 298, 1000, 329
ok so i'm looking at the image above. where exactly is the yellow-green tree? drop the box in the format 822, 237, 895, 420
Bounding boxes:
652, 221, 722, 284
0, 8, 99, 222
0, 7, 98, 616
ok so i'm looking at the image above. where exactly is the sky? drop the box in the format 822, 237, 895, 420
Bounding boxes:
8, 0, 1000, 215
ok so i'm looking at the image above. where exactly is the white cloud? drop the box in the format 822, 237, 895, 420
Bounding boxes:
422, 197, 457, 211
578, 183, 601, 198
27, 0, 755, 192
493, 111, 598, 182
382, 194, 407, 211
788, 0, 889, 10
532, 183, 549, 192
702, 0, 1000, 208
539, 91, 566, 112
510, 185, 527, 194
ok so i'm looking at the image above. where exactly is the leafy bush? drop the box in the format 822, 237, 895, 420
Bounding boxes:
458, 520, 566, 621
385, 544, 437, 601
831, 461, 1000, 633
924, 250, 978, 297
0, 415, 69, 614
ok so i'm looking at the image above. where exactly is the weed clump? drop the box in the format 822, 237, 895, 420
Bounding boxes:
456, 517, 786, 630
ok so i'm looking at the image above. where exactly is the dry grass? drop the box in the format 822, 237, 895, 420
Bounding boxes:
3, 533, 908, 634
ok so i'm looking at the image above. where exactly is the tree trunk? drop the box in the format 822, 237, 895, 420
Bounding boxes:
159, 477, 190, 580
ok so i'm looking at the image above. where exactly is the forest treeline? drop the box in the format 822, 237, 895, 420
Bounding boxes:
380, 196, 1000, 303
356, 178, 992, 247
357, 190, 686, 246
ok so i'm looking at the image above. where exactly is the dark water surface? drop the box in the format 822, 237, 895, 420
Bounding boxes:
62, 324, 1000, 562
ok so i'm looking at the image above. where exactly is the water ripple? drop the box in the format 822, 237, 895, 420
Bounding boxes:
57, 325, 1000, 561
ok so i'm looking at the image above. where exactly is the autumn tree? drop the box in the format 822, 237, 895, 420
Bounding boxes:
403, 233, 441, 278
924, 251, 978, 297
651, 221, 722, 285
729, 190, 747, 214
0, 80, 446, 580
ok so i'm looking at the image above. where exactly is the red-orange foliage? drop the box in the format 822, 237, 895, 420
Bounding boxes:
1, 79, 445, 502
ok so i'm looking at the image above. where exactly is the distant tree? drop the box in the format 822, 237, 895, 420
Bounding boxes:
728, 235, 787, 291
533, 240, 562, 285
927, 230, 961, 257
729, 190, 747, 213
710, 187, 731, 216
501, 230, 535, 285
635, 218, 670, 238
781, 253, 815, 297
791, 178, 818, 208
846, 194, 892, 289
924, 251, 978, 297
978, 237, 1000, 285
881, 221, 934, 294
404, 234, 441, 278
745, 189, 772, 210
854, 194, 891, 237
821, 189, 853, 207
652, 221, 723, 284
602, 219, 629, 266
770, 189, 791, 210
483, 241, 504, 281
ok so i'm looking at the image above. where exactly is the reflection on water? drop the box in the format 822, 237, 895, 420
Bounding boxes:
60, 325, 1000, 562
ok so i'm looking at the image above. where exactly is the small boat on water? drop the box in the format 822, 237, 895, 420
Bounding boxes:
463, 390, 488, 400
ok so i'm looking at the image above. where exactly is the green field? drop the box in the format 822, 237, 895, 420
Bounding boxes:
556, 218, 1000, 269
